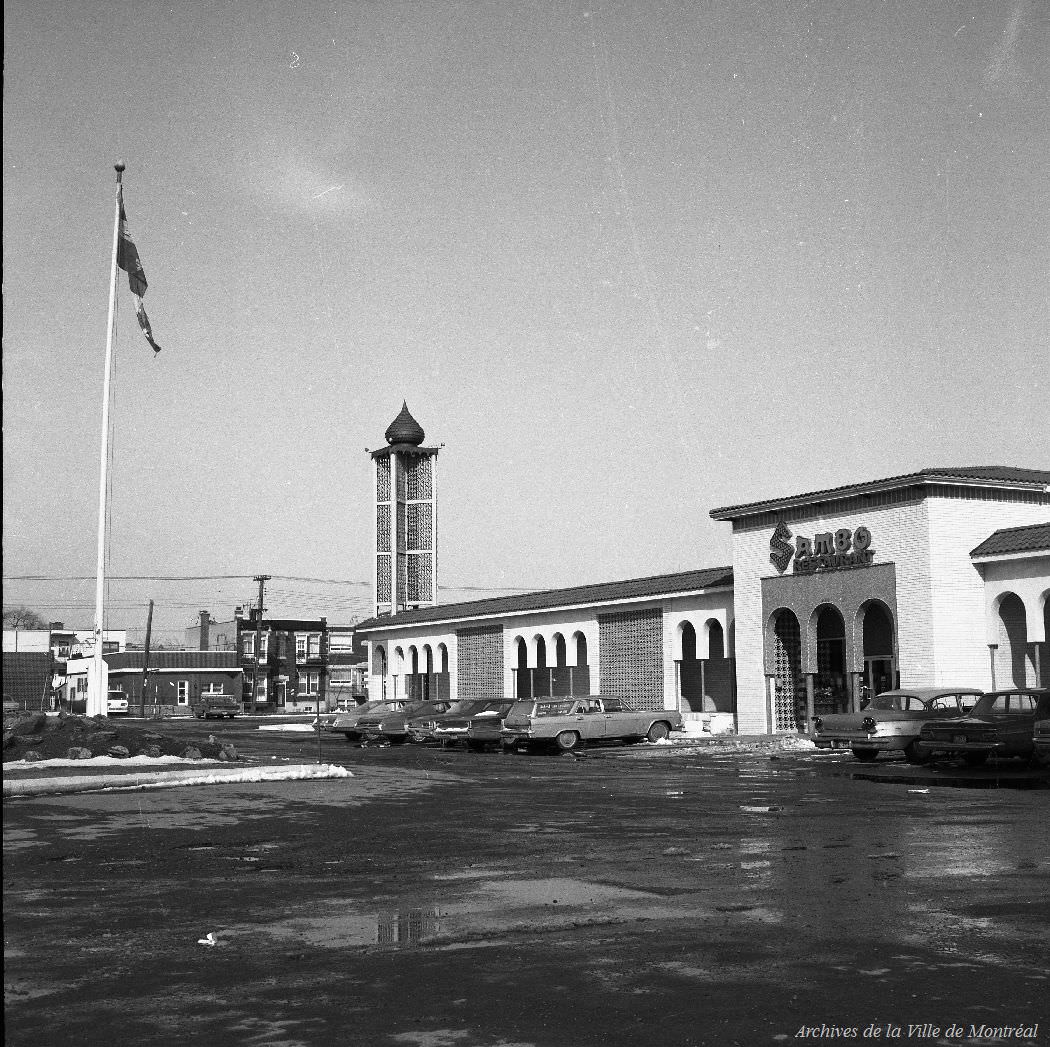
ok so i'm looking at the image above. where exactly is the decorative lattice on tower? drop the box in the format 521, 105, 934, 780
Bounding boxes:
372, 402, 439, 617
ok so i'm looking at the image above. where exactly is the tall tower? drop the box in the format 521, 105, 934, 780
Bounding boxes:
372, 402, 439, 618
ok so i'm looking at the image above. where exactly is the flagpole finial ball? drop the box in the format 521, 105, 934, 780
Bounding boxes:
115, 161, 126, 173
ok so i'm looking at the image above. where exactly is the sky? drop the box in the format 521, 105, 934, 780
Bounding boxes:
3, 0, 1048, 643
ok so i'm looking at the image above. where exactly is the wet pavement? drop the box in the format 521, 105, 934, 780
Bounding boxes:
4, 722, 1048, 1046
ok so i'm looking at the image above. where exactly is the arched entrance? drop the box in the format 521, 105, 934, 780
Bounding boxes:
998, 593, 1034, 687
514, 638, 529, 698
678, 622, 702, 711
861, 601, 896, 699
814, 606, 848, 715
770, 610, 804, 732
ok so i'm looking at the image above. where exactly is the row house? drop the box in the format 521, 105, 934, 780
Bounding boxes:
235, 614, 329, 714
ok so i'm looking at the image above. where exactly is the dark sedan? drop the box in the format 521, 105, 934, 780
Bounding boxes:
407, 699, 508, 744
430, 700, 514, 750
917, 688, 1050, 765
356, 700, 453, 744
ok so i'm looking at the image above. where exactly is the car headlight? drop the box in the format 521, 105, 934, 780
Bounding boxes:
861, 716, 875, 731
813, 716, 824, 731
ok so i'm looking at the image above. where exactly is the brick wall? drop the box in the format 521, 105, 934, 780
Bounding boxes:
456, 625, 504, 702
598, 608, 663, 710
925, 491, 1049, 687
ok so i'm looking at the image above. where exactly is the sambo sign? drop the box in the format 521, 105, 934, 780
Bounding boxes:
769, 521, 875, 575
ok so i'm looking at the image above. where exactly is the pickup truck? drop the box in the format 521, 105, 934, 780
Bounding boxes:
193, 695, 240, 719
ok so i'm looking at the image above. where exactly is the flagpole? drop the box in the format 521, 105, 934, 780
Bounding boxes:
88, 161, 125, 718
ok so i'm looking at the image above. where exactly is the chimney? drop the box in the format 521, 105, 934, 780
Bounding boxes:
199, 610, 210, 651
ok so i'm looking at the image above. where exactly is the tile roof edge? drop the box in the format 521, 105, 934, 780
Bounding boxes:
356, 566, 734, 631
710, 468, 1050, 519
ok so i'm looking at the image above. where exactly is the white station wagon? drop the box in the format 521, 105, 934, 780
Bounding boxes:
501, 696, 684, 752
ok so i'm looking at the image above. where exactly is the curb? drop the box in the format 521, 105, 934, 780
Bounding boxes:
3, 763, 353, 798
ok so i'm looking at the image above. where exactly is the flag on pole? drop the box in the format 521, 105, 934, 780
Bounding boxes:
117, 186, 162, 354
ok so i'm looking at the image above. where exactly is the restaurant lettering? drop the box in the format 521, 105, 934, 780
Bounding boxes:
769, 521, 874, 575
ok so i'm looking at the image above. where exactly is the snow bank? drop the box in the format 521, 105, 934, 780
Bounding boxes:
5, 754, 220, 769
3, 763, 353, 798
257, 724, 317, 733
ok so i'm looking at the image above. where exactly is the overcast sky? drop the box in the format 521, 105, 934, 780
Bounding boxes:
3, 0, 1048, 640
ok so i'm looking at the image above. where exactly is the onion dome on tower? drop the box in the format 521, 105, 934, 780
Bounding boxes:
384, 401, 425, 447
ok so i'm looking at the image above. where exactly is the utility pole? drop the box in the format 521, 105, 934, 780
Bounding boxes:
250, 575, 270, 715
139, 600, 154, 718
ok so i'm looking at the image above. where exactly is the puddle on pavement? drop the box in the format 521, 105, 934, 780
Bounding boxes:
221, 876, 787, 951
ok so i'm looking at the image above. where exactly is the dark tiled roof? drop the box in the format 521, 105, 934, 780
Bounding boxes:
710, 466, 1050, 519
971, 522, 1050, 558
356, 566, 734, 633
2, 652, 52, 704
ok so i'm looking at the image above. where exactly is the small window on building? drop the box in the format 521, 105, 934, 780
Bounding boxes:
299, 672, 319, 696
296, 635, 307, 660
177, 681, 190, 705
307, 634, 321, 659
242, 633, 256, 658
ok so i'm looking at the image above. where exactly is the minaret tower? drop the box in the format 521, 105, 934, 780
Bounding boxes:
371, 402, 439, 618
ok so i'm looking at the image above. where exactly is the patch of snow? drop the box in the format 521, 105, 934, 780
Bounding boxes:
257, 724, 317, 733
6, 754, 220, 768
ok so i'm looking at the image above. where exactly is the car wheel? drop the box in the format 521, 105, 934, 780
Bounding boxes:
904, 741, 928, 765
466, 740, 486, 753
554, 731, 580, 752
963, 751, 989, 766
647, 721, 670, 743
851, 747, 879, 762
343, 733, 357, 743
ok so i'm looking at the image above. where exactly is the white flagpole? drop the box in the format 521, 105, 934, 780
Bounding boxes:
88, 161, 125, 718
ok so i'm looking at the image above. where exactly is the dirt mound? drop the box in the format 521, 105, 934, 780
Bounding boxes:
2, 712, 235, 764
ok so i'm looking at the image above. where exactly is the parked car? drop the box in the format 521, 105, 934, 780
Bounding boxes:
330, 700, 398, 742
501, 696, 685, 752
312, 711, 341, 731
1034, 718, 1050, 766
812, 687, 983, 763
430, 700, 514, 749
193, 694, 239, 719
406, 699, 497, 743
107, 691, 130, 715
917, 688, 1050, 765
3, 696, 21, 716
357, 700, 453, 744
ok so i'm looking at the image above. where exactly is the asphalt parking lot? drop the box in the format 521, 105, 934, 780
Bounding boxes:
4, 720, 1048, 1047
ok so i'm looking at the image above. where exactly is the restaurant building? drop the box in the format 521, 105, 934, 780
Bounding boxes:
355, 410, 1049, 735
711, 467, 1050, 733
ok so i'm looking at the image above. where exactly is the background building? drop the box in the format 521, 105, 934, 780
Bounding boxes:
64, 650, 241, 717
235, 612, 329, 714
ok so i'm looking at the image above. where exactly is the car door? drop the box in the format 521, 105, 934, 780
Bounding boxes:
597, 697, 634, 740
573, 700, 605, 741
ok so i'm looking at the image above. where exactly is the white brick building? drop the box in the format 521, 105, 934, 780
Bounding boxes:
710, 467, 1050, 733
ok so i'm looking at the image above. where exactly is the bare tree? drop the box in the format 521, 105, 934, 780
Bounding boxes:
3, 606, 49, 630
